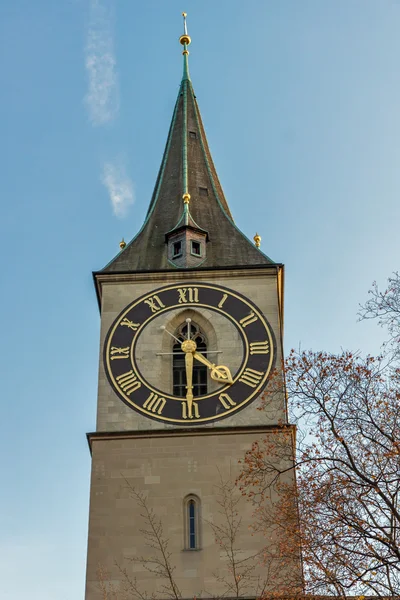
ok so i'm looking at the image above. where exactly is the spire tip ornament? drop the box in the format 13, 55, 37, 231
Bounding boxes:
119, 238, 126, 250
179, 11, 191, 47
254, 233, 261, 248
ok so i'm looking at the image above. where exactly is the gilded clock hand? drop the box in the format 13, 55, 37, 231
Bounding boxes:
160, 325, 233, 385
193, 351, 234, 385
182, 340, 196, 418
160, 323, 197, 417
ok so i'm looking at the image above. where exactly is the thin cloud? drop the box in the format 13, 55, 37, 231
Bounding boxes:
102, 161, 134, 217
84, 0, 119, 125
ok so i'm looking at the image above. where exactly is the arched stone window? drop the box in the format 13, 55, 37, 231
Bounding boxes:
173, 322, 207, 397
183, 494, 201, 550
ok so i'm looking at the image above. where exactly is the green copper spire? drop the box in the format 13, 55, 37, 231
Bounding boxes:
99, 14, 275, 274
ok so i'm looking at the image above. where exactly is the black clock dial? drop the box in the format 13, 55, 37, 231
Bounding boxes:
103, 282, 276, 425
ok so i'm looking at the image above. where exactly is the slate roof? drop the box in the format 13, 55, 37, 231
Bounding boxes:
101, 49, 274, 273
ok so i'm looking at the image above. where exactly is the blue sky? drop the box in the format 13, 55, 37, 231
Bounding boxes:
1, 1, 400, 598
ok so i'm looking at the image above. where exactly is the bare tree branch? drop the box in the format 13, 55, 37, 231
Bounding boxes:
123, 479, 182, 600
239, 276, 400, 597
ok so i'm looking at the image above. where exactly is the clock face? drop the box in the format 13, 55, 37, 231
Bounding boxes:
103, 282, 276, 425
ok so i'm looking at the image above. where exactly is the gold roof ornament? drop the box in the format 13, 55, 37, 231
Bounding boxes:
254, 233, 261, 248
183, 193, 191, 204
179, 12, 191, 48
119, 238, 126, 250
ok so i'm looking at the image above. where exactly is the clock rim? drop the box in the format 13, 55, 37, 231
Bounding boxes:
103, 281, 277, 425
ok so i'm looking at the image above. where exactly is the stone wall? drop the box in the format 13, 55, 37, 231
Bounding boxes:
84, 267, 298, 600
84, 427, 299, 599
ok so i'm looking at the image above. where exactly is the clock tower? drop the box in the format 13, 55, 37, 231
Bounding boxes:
85, 15, 302, 599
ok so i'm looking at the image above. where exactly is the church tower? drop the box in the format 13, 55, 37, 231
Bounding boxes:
85, 15, 301, 599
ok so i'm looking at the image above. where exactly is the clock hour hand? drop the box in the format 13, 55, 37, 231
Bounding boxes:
193, 351, 233, 385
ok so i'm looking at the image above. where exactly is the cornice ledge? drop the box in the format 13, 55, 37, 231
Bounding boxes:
86, 423, 296, 452
94, 264, 283, 285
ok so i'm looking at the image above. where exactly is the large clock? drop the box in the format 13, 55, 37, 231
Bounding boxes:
103, 282, 276, 425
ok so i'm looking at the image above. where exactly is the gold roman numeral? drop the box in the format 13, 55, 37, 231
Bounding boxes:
143, 392, 166, 415
177, 287, 199, 304
249, 341, 270, 355
219, 393, 236, 410
181, 401, 200, 419
218, 293, 228, 308
120, 318, 140, 331
239, 368, 264, 388
110, 346, 130, 360
144, 295, 165, 313
239, 311, 258, 328
116, 370, 141, 395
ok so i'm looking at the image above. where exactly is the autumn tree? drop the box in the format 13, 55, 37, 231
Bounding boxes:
239, 274, 400, 597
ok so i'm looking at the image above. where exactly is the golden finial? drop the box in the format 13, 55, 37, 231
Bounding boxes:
119, 238, 126, 250
254, 233, 261, 248
179, 12, 191, 47
183, 193, 191, 204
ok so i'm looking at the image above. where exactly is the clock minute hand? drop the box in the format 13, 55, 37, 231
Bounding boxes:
182, 339, 197, 419
184, 352, 194, 418
193, 351, 234, 385
160, 325, 197, 419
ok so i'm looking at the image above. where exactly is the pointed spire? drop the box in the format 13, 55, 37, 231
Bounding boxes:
100, 15, 274, 273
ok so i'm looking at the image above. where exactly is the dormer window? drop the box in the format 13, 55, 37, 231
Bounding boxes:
189, 131, 197, 139
173, 241, 182, 257
199, 187, 208, 197
191, 241, 201, 256
166, 218, 208, 266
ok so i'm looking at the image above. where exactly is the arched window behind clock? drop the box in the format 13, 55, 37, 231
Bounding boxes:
173, 322, 207, 397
